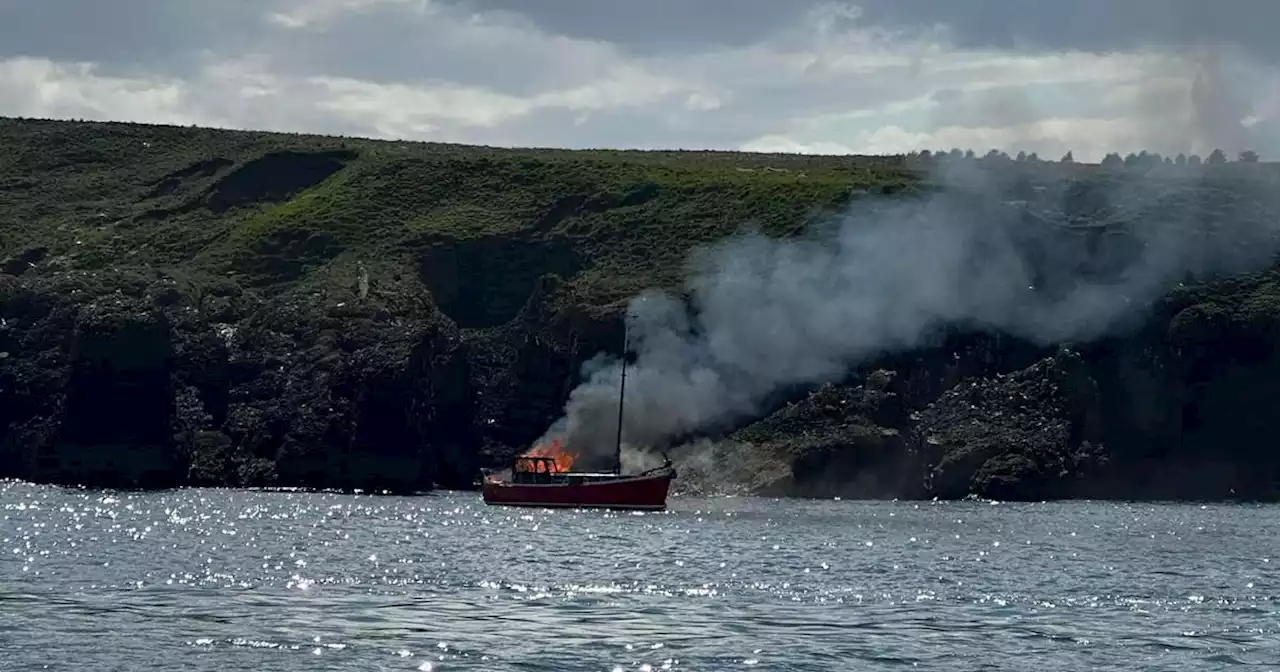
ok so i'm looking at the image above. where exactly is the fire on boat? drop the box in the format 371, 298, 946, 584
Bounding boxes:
480, 438, 676, 511
480, 321, 676, 510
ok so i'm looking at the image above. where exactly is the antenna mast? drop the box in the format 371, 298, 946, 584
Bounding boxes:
614, 320, 628, 474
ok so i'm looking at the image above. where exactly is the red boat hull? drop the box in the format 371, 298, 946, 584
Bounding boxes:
482, 468, 675, 510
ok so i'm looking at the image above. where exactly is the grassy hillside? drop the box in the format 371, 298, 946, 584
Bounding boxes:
0, 117, 918, 313
5, 117, 1274, 309
2, 116, 1280, 500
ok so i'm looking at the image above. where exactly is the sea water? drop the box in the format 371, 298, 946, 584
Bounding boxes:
1, 481, 1276, 671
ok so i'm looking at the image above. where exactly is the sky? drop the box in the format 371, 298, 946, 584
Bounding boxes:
1, 0, 1278, 162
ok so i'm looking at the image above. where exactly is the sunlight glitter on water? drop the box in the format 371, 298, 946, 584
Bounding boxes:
2, 481, 1279, 670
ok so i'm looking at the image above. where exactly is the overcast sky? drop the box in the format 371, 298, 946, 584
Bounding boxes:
2, 0, 1277, 161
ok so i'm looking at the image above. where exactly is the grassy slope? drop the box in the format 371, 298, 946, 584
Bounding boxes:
0, 117, 921, 312
9, 118, 1280, 393
7, 116, 1278, 310
9, 116, 1280, 373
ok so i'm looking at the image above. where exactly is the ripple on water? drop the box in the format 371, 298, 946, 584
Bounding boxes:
1, 480, 1278, 670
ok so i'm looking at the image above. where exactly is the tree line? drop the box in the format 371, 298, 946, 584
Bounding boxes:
903, 148, 1264, 166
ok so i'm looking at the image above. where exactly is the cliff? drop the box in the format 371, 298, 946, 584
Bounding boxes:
1, 117, 1278, 499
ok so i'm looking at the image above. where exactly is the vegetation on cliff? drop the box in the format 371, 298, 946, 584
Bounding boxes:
1, 117, 1279, 499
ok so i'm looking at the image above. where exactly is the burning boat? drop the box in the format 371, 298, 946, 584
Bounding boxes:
480, 440, 676, 510
481, 325, 677, 511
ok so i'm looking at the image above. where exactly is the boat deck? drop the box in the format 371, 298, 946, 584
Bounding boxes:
507, 470, 632, 485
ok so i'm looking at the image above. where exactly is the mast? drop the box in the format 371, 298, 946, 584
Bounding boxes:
613, 320, 628, 474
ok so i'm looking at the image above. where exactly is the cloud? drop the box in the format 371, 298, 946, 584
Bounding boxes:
266, 0, 432, 30
847, 0, 1280, 64
0, 0, 1275, 160
0, 58, 198, 126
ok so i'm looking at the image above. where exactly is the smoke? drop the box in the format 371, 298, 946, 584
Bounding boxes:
620, 438, 765, 496
1187, 46, 1252, 157
1185, 45, 1280, 160
536, 158, 1280, 463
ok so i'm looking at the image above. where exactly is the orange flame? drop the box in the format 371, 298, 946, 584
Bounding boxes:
519, 438, 576, 474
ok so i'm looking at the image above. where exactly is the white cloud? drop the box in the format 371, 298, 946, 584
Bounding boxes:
534, 65, 686, 111
267, 0, 432, 29
0, 57, 201, 126
312, 77, 532, 131
739, 135, 860, 155
0, 1, 1276, 161
308, 63, 693, 139
684, 92, 724, 111
743, 116, 1175, 163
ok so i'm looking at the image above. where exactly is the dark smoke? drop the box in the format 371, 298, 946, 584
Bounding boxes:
536, 158, 1280, 463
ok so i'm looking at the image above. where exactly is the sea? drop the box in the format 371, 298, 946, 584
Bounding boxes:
0, 480, 1276, 671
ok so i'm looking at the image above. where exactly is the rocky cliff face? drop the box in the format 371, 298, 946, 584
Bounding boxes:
709, 275, 1280, 501
0, 269, 479, 493
3, 256, 1280, 500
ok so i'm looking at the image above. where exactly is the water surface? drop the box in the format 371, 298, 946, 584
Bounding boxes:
1, 481, 1276, 671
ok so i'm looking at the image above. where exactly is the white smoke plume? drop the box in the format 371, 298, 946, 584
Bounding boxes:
537, 159, 1280, 464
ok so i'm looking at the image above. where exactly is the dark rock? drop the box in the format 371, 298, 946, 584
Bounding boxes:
727, 372, 927, 499
417, 233, 584, 328
465, 274, 627, 467
35, 295, 184, 488
4, 250, 1280, 501
1084, 273, 1280, 500
144, 157, 233, 199
217, 288, 479, 493
207, 150, 356, 213
970, 453, 1046, 500
0, 268, 479, 493
136, 150, 357, 222
918, 348, 1108, 501
1, 246, 48, 276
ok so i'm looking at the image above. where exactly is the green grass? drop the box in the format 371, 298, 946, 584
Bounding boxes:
0, 117, 920, 313
3, 116, 1277, 321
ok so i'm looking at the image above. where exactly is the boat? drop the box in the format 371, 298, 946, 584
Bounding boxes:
481, 323, 677, 511
480, 456, 676, 510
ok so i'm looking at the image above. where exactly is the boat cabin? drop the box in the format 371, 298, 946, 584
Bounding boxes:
508, 456, 627, 485
511, 456, 563, 484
